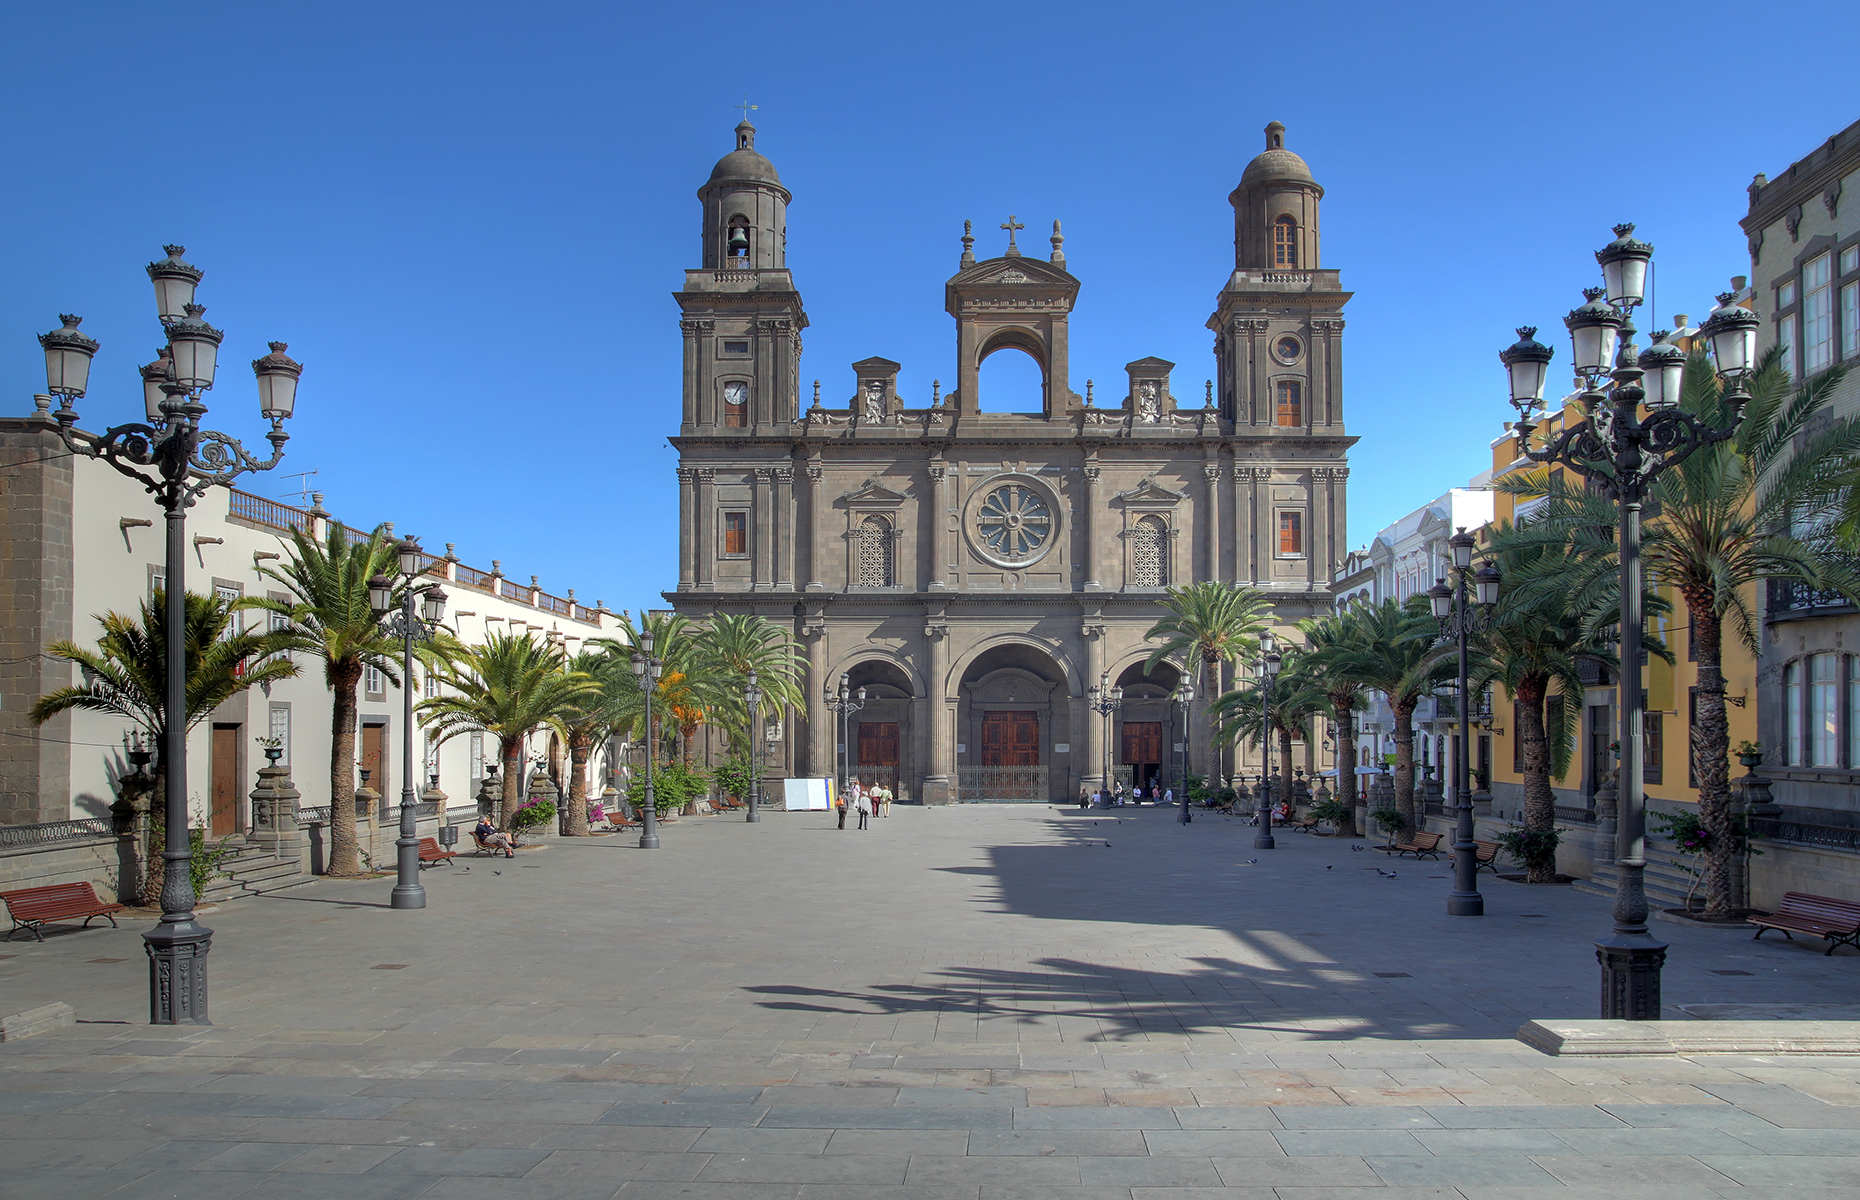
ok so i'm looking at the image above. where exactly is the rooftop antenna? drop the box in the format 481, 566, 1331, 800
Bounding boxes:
277, 469, 319, 506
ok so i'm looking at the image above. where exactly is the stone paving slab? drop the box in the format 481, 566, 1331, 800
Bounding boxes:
6, 805, 1860, 1196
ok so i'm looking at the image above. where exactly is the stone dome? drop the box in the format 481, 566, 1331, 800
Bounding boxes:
708, 121, 782, 187
1239, 121, 1315, 188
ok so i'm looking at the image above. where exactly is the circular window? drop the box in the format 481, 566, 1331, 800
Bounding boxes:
1274, 336, 1302, 363
975, 483, 1053, 563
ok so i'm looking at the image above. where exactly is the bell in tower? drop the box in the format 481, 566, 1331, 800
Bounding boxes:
699, 120, 790, 271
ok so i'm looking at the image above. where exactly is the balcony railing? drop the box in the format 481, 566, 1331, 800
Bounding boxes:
1768, 575, 1858, 618
1749, 815, 1860, 853
228, 489, 311, 533
0, 817, 120, 848
455, 563, 496, 592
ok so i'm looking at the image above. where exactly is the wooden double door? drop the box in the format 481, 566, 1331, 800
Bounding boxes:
1120, 720, 1163, 790
981, 710, 1040, 766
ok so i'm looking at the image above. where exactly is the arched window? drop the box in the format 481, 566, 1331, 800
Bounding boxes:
1273, 216, 1298, 267
855, 515, 893, 586
1275, 380, 1303, 426
1132, 515, 1169, 587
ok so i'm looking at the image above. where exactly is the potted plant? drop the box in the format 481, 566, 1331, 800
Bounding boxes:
1736, 739, 1762, 769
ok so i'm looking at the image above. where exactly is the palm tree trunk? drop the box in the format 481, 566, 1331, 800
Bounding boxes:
565, 732, 592, 836
1204, 651, 1222, 788
499, 736, 524, 831
1687, 594, 1735, 918
1392, 698, 1418, 834
328, 663, 364, 876
1278, 724, 1296, 809
1331, 701, 1358, 836
1515, 676, 1557, 884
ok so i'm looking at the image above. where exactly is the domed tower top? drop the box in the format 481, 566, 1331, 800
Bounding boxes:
698, 120, 791, 270
1229, 121, 1323, 271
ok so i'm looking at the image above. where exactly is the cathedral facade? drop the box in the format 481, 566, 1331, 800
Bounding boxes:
667, 120, 1353, 803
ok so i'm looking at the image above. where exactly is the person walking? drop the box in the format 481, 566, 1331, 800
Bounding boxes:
1078, 786, 1090, 809
837, 780, 852, 830
856, 786, 872, 830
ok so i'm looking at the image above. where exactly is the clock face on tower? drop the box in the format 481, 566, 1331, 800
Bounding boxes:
723, 381, 748, 408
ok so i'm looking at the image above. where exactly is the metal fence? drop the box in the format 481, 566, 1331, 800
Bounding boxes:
847, 765, 897, 794
0, 817, 119, 848
455, 563, 496, 592
1749, 816, 1860, 853
1554, 805, 1598, 825
1768, 576, 1858, 617
295, 807, 330, 825
957, 766, 1048, 802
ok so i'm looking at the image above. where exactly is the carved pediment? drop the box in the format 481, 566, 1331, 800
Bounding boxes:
953, 256, 1078, 289
1113, 477, 1188, 506
842, 477, 908, 506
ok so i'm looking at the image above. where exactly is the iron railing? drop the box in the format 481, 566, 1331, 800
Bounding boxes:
536, 592, 572, 617
1554, 804, 1598, 824
0, 817, 120, 848
1749, 816, 1860, 853
847, 765, 897, 794
1768, 576, 1858, 618
455, 563, 496, 591
957, 765, 1048, 802
295, 806, 330, 825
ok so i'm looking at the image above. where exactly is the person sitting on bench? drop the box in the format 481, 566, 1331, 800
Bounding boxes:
473, 816, 516, 858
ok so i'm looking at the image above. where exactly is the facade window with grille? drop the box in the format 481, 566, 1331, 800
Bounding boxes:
1812, 652, 1839, 766
470, 731, 485, 786
1278, 510, 1304, 556
1843, 281, 1858, 361
1275, 380, 1302, 426
1785, 661, 1803, 765
1272, 216, 1297, 267
854, 515, 894, 586
1643, 711, 1662, 785
721, 511, 748, 557
1805, 253, 1835, 373
269, 702, 291, 768
423, 671, 440, 699
1132, 515, 1169, 587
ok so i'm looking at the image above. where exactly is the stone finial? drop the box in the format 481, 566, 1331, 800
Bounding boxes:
1049, 219, 1065, 265
960, 219, 975, 267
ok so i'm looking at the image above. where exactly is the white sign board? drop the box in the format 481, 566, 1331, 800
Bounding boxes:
784, 777, 831, 811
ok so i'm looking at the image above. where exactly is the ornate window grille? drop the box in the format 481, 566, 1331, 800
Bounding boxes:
1132, 515, 1168, 587
855, 515, 893, 586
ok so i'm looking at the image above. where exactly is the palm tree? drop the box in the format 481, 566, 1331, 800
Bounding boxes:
1502, 349, 1860, 914
32, 588, 300, 800
250, 525, 406, 876
419, 631, 600, 831
554, 647, 632, 836
1320, 597, 1446, 834
1297, 609, 1375, 835
696, 613, 807, 759
1142, 581, 1273, 781
1210, 655, 1326, 807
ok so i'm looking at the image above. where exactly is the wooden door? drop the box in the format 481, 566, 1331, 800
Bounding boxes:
981, 711, 1039, 767
857, 722, 899, 768
210, 724, 241, 836
362, 722, 387, 798
1120, 721, 1162, 765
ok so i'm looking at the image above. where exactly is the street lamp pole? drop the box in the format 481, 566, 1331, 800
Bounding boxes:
1174, 682, 1196, 823
822, 674, 867, 799
1500, 226, 1760, 1019
1086, 672, 1123, 799
1427, 530, 1499, 918
744, 670, 763, 823
630, 632, 664, 849
38, 246, 300, 1025
371, 543, 447, 910
1254, 634, 1282, 850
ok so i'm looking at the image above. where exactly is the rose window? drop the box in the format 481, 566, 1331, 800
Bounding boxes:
976, 484, 1052, 561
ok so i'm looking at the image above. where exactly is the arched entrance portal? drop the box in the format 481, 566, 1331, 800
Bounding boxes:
957, 643, 1072, 801
1111, 661, 1183, 794
845, 660, 913, 803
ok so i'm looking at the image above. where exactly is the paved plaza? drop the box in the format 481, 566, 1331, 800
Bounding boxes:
4, 803, 1860, 1198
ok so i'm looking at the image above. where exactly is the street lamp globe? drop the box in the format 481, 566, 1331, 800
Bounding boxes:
252, 342, 302, 421
640, 631, 654, 656
1449, 527, 1476, 570
141, 348, 174, 422
1700, 292, 1761, 384
146, 245, 202, 323
1474, 562, 1502, 607
1427, 578, 1453, 619
420, 585, 447, 623
397, 537, 424, 577
1110, 685, 1123, 703
165, 304, 223, 392
1637, 333, 1686, 410
1565, 288, 1624, 380
1596, 223, 1653, 309
1262, 650, 1282, 678
367, 573, 393, 612
39, 315, 99, 399
1500, 326, 1555, 415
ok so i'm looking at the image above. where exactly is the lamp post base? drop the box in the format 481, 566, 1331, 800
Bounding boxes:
1253, 833, 1276, 849
392, 803, 427, 909
144, 918, 212, 1025
639, 809, 660, 849
1447, 891, 1485, 917
745, 805, 761, 823
1596, 935, 1668, 1020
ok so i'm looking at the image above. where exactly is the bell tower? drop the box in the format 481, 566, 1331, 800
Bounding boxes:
675, 120, 808, 435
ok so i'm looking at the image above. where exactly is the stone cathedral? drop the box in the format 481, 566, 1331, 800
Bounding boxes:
668, 119, 1353, 804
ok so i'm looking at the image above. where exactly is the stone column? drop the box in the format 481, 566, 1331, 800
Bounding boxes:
1082, 459, 1102, 589
694, 469, 715, 590
752, 467, 773, 591
804, 616, 828, 779
679, 320, 701, 426
774, 467, 794, 590
1202, 460, 1220, 583
927, 458, 950, 591
804, 460, 825, 591
1082, 620, 1106, 789
922, 620, 953, 804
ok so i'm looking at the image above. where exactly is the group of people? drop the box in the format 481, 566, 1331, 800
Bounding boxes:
835, 778, 892, 829
1077, 780, 1172, 809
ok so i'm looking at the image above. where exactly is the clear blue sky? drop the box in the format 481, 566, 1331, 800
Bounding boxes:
3, 3, 1852, 620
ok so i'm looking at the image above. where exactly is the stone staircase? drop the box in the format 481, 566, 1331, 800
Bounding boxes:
199, 840, 310, 904
1573, 840, 1702, 911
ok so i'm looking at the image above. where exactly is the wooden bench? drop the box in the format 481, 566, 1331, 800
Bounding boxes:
1473, 840, 1501, 873
1752, 892, 1860, 956
417, 837, 457, 869
1384, 830, 1444, 859
1283, 814, 1320, 833
2, 881, 125, 943
470, 827, 521, 856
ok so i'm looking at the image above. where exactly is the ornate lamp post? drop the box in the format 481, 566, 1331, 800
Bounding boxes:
1174, 681, 1196, 823
38, 246, 299, 1025
1426, 529, 1500, 918
1086, 671, 1123, 799
369, 540, 447, 910
743, 670, 763, 823
1254, 634, 1282, 849
630, 632, 664, 849
822, 674, 867, 799
1499, 225, 1759, 1019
